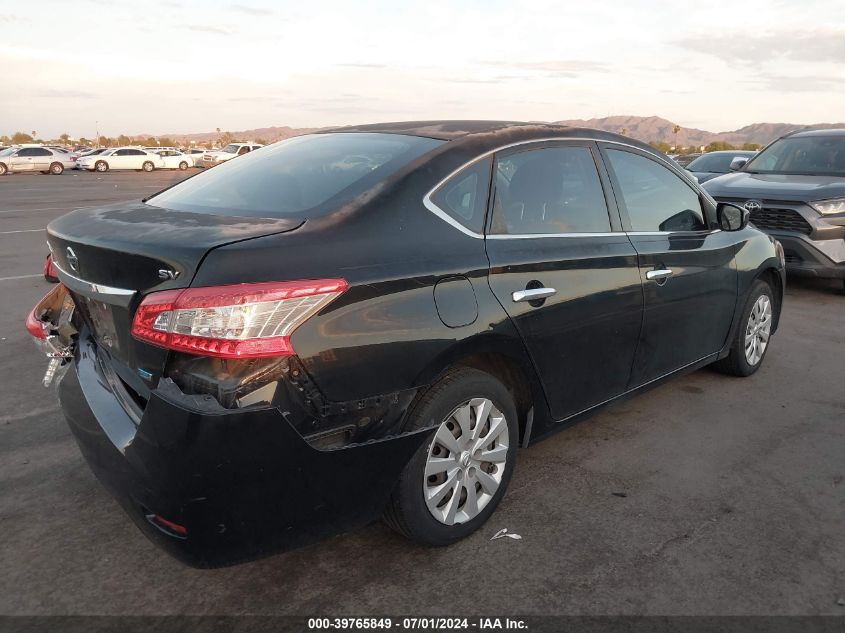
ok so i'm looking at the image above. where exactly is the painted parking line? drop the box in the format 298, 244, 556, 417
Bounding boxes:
0, 229, 43, 235
0, 274, 42, 282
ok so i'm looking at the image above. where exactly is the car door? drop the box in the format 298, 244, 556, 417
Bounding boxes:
10, 148, 37, 171
108, 149, 129, 168
599, 144, 739, 386
485, 142, 643, 421
32, 148, 53, 170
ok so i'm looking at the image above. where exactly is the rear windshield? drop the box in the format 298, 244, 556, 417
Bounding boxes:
745, 135, 845, 176
147, 133, 444, 218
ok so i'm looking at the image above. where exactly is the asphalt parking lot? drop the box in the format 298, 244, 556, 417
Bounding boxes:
0, 170, 843, 616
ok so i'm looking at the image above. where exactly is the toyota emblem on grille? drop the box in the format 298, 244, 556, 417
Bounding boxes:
66, 247, 79, 272
743, 200, 763, 213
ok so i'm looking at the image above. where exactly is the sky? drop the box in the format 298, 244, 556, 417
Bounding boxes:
1, 0, 844, 139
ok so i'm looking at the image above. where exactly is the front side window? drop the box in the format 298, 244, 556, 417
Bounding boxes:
148, 133, 444, 218
428, 158, 491, 233
490, 146, 611, 235
605, 149, 706, 232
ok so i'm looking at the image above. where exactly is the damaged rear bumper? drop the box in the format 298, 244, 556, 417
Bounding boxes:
59, 332, 429, 567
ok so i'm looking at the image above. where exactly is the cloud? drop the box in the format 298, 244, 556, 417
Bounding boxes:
336, 63, 390, 69
181, 24, 233, 35
230, 4, 274, 15
756, 74, 843, 93
33, 89, 98, 99
481, 59, 610, 78
675, 30, 845, 64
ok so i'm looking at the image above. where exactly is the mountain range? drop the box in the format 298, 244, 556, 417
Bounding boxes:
156, 116, 845, 148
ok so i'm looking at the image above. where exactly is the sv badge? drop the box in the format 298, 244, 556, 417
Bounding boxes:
157, 269, 181, 280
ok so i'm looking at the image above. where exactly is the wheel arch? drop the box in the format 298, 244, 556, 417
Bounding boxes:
408, 336, 551, 448
755, 266, 784, 333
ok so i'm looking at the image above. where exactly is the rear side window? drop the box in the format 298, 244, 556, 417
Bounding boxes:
148, 133, 444, 218
428, 158, 492, 233
490, 146, 611, 235
605, 149, 706, 232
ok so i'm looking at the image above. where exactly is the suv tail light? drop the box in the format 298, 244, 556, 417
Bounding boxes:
131, 279, 347, 358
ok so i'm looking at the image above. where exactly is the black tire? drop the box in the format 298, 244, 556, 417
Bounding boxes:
49, 162, 64, 175
0, 163, 7, 175
383, 367, 518, 546
712, 279, 774, 377
95, 161, 108, 172
178, 161, 188, 170
142, 161, 154, 172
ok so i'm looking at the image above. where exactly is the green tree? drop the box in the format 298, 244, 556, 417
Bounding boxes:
12, 132, 34, 144
255, 138, 269, 145
741, 143, 761, 151
219, 131, 235, 146
649, 141, 672, 153
705, 141, 738, 152
117, 135, 132, 146
59, 133, 70, 143
98, 136, 112, 147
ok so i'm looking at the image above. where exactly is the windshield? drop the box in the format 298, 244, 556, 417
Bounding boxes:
0, 148, 14, 157
221, 144, 239, 154
745, 135, 845, 176
687, 152, 754, 173
148, 133, 444, 218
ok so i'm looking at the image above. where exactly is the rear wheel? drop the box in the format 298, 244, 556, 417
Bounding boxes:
142, 161, 154, 172
713, 279, 774, 377
384, 368, 518, 546
49, 162, 64, 175
178, 161, 188, 170
95, 161, 108, 172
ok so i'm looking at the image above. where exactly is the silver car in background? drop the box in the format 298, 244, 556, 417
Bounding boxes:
0, 146, 76, 175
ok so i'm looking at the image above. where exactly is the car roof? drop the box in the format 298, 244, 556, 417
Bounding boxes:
784, 128, 845, 138
697, 150, 756, 155
322, 120, 657, 154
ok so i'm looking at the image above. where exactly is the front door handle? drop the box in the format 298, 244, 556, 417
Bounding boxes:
645, 268, 673, 281
512, 287, 556, 302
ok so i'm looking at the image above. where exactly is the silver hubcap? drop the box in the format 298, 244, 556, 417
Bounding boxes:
744, 294, 772, 366
423, 397, 509, 525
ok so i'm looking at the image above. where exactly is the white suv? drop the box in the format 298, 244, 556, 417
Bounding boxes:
201, 142, 263, 167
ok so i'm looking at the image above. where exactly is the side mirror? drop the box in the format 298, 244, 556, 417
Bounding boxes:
717, 202, 750, 231
729, 157, 748, 171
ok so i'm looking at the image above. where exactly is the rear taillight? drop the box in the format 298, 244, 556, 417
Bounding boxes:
131, 279, 347, 358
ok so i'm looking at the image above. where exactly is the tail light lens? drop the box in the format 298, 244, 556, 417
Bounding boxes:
131, 279, 347, 358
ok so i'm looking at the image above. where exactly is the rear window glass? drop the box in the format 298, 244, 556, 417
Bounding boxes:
148, 133, 444, 218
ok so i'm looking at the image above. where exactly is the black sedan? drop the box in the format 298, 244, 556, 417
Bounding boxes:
686, 150, 757, 183
28, 121, 785, 567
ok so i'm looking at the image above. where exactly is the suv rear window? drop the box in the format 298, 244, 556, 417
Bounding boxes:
148, 133, 444, 218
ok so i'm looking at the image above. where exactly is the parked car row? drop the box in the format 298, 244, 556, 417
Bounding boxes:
1, 143, 263, 175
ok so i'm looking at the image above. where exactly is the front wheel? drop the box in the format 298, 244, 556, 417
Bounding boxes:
142, 161, 154, 172
383, 368, 518, 546
178, 161, 188, 170
49, 162, 64, 175
95, 161, 108, 172
713, 279, 775, 377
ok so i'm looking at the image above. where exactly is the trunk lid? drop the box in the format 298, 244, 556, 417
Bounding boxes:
47, 201, 304, 409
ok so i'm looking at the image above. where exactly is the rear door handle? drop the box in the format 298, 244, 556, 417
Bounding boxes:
645, 268, 673, 281
512, 287, 556, 302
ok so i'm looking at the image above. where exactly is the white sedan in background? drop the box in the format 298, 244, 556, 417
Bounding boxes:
77, 147, 163, 172
151, 149, 195, 170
